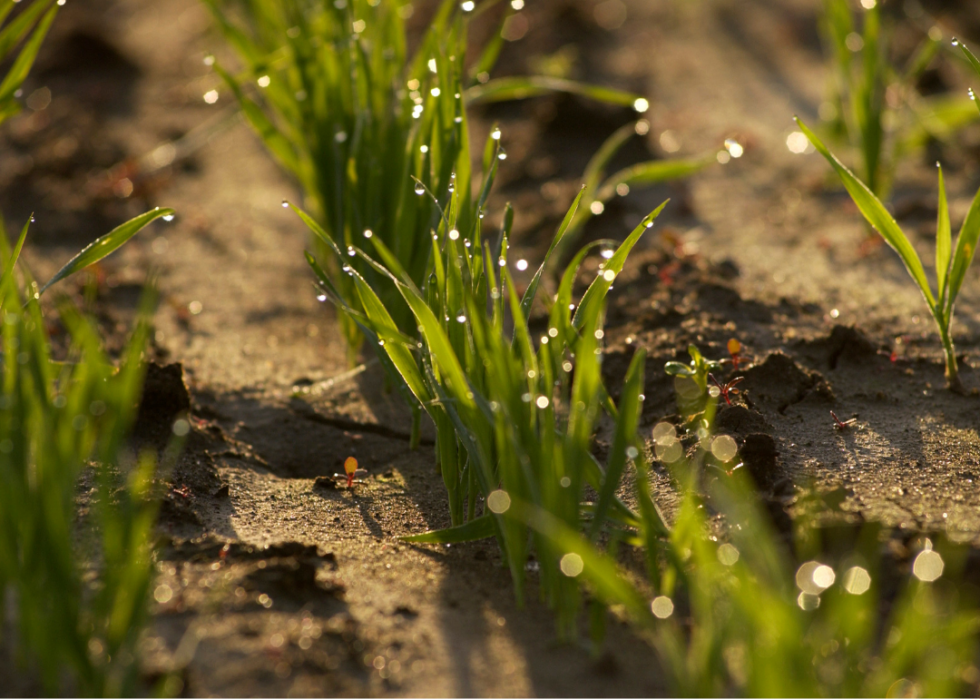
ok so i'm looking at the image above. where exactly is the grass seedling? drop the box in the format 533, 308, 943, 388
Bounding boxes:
819, 0, 977, 201
295, 140, 670, 634
797, 117, 980, 392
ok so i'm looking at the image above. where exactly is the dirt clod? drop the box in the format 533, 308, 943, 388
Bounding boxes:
740, 433, 779, 488
716, 404, 770, 437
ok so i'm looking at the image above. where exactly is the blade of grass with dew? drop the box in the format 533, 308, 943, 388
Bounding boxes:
574, 201, 667, 328
795, 118, 933, 306
0, 3, 56, 105
401, 513, 496, 544
38, 207, 175, 295
465, 75, 646, 109
519, 187, 584, 320
589, 348, 645, 540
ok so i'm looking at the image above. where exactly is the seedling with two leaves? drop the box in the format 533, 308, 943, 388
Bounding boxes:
797, 118, 980, 392
295, 160, 671, 636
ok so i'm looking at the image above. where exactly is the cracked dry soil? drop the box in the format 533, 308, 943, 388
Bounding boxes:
4, 0, 980, 695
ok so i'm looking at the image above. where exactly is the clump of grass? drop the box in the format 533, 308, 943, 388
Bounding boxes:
819, 0, 977, 200
0, 6, 176, 691
796, 116, 980, 391
293, 121, 670, 632
205, 0, 700, 363
511, 344, 978, 695
0, 212, 177, 695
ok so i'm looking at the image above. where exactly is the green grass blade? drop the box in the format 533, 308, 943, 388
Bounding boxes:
519, 187, 584, 320
0, 0, 51, 63
510, 499, 654, 624
39, 207, 174, 296
596, 155, 714, 202
960, 41, 980, 82
589, 348, 645, 540
796, 117, 935, 307
945, 181, 980, 316
213, 63, 301, 177
465, 76, 646, 110
573, 201, 667, 329
936, 164, 951, 305
400, 514, 495, 543
0, 4, 56, 104
1, 216, 30, 289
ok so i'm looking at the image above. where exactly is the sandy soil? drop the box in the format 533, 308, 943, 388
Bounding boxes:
4, 0, 980, 695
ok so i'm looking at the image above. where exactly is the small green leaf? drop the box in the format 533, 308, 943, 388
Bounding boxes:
664, 362, 693, 377
39, 208, 174, 296
400, 514, 496, 544
465, 76, 645, 109
519, 187, 584, 320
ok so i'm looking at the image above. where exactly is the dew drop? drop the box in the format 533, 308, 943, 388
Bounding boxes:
282, 200, 289, 208
414, 183, 425, 195
317, 294, 327, 302
454, 116, 463, 123
363, 229, 373, 239
491, 128, 502, 140
448, 229, 460, 240
724, 138, 744, 158
162, 214, 175, 222
347, 246, 356, 257
497, 149, 507, 160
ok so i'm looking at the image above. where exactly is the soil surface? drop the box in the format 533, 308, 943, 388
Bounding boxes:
4, 0, 980, 695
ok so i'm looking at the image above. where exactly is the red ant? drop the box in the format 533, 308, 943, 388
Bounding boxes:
831, 410, 857, 431
709, 373, 744, 406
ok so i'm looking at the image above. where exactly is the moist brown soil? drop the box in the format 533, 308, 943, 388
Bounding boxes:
4, 0, 980, 695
